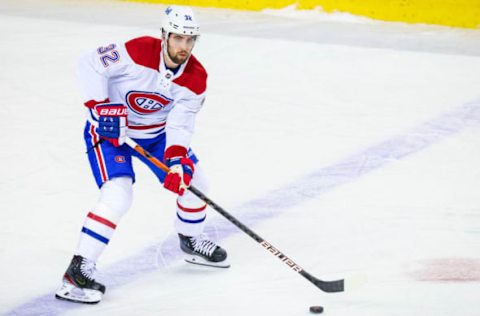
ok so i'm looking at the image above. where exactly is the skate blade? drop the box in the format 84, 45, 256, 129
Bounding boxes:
55, 281, 103, 304
184, 254, 231, 268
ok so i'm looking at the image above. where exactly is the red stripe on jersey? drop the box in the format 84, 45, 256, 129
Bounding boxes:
165, 145, 188, 160
177, 201, 207, 213
87, 212, 117, 229
84, 98, 110, 109
173, 54, 207, 95
125, 36, 161, 71
129, 122, 166, 130
89, 124, 108, 182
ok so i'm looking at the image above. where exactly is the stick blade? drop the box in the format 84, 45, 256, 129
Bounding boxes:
314, 278, 345, 293
313, 272, 368, 293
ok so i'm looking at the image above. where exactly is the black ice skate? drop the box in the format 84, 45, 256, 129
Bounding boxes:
55, 255, 106, 304
179, 234, 230, 268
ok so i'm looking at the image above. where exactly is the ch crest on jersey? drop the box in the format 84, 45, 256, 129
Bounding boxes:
126, 91, 173, 115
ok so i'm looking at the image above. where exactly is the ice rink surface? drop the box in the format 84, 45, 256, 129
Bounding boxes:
1, 0, 480, 315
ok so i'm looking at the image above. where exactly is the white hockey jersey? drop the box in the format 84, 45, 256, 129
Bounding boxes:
77, 36, 207, 150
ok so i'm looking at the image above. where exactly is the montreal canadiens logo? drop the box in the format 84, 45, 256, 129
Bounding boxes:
115, 155, 126, 163
126, 91, 173, 115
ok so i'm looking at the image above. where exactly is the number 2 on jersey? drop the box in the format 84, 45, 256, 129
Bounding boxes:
97, 44, 120, 68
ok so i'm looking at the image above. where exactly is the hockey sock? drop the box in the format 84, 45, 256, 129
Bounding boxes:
75, 177, 133, 261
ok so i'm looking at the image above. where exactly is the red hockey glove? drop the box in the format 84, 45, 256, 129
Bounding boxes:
164, 146, 195, 196
94, 103, 128, 147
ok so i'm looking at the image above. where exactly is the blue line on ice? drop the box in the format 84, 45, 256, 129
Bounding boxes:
6, 100, 480, 315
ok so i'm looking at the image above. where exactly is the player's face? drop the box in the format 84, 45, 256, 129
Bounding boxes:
167, 33, 196, 65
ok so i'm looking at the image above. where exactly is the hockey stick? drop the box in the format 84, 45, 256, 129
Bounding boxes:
125, 137, 345, 293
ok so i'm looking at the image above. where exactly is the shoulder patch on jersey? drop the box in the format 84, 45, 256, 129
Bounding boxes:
125, 36, 162, 71
173, 55, 207, 95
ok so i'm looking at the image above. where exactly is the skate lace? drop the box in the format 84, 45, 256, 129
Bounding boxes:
190, 235, 217, 257
80, 258, 97, 281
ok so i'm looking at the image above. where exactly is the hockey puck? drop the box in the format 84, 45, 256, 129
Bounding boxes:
309, 305, 324, 314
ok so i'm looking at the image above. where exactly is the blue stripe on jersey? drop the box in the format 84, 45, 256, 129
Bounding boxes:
81, 227, 110, 244
146, 128, 165, 135
176, 213, 206, 224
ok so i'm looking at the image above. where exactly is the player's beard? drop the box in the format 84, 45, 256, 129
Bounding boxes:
168, 47, 190, 65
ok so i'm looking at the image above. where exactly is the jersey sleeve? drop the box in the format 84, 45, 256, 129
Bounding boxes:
76, 43, 131, 108
165, 92, 206, 150
165, 56, 208, 151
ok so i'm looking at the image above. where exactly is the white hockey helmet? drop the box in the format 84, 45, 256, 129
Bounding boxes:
162, 5, 200, 38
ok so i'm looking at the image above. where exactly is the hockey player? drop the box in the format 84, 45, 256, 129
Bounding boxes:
55, 5, 228, 304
